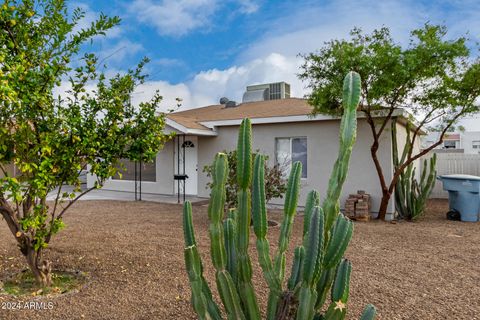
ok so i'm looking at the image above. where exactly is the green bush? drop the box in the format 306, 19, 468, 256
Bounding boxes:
203, 150, 287, 208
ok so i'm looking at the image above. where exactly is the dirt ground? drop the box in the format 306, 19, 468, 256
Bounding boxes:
0, 199, 479, 320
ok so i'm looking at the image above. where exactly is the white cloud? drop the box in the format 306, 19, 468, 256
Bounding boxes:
237, 0, 259, 14
128, 0, 260, 37
129, 0, 219, 37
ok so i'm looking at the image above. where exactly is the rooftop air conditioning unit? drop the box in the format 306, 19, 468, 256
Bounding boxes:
242, 82, 291, 103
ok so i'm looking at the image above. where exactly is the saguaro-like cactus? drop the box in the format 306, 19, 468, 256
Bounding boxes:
183, 72, 376, 319
392, 120, 437, 220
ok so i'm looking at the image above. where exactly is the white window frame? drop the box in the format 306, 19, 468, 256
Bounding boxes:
275, 137, 308, 179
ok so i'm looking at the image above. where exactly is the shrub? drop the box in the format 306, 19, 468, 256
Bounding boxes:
203, 150, 287, 208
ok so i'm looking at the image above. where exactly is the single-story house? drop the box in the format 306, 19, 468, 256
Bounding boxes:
87, 82, 421, 220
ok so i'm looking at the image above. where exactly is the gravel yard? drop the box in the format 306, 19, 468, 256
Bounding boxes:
1, 199, 479, 320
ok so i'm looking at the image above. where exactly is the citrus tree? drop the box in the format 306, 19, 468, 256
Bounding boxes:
0, 0, 172, 286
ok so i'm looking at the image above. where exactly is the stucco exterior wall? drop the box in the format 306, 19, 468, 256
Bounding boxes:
197, 119, 395, 216
87, 140, 175, 194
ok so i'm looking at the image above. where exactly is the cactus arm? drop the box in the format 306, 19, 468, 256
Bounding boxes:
183, 201, 222, 320
296, 286, 318, 320
323, 71, 360, 232
216, 270, 247, 320
183, 201, 197, 247
303, 190, 320, 237
237, 118, 252, 189
224, 217, 237, 281
287, 194, 320, 295
235, 119, 261, 319
236, 194, 261, 320
303, 207, 324, 285
236, 120, 252, 257
208, 154, 249, 319
394, 176, 407, 218
275, 161, 302, 281
323, 215, 353, 269
359, 304, 377, 320
296, 207, 324, 320
404, 164, 413, 217
314, 268, 335, 310
400, 122, 411, 165
323, 259, 352, 320
331, 259, 352, 303
414, 154, 437, 219
253, 154, 281, 291
392, 120, 408, 218
184, 247, 214, 320
252, 154, 268, 239
419, 159, 427, 187
391, 119, 399, 167
287, 246, 305, 291
208, 154, 229, 270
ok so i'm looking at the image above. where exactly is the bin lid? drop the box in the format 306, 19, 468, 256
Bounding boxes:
438, 174, 480, 181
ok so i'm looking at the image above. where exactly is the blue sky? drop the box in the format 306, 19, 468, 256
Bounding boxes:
73, 0, 480, 129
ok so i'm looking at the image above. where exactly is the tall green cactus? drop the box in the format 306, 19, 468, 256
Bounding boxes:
182, 71, 376, 319
392, 120, 437, 220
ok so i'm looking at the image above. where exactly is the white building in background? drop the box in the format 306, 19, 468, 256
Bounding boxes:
422, 131, 480, 154
462, 131, 480, 154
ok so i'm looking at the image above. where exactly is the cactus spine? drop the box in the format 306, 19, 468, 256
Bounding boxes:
392, 120, 437, 220
183, 71, 376, 319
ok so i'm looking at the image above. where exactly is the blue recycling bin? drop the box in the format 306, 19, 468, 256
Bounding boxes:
437, 174, 480, 222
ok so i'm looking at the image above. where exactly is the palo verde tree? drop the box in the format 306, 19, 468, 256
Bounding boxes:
0, 0, 172, 286
300, 25, 480, 220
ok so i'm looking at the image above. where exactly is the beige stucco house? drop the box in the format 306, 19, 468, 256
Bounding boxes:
87, 83, 420, 220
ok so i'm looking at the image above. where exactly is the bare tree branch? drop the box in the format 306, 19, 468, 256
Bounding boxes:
57, 186, 97, 220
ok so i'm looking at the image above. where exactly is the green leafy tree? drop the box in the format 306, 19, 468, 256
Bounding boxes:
203, 150, 287, 208
0, 0, 172, 286
300, 25, 480, 220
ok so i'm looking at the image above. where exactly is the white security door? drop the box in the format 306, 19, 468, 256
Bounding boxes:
174, 136, 198, 195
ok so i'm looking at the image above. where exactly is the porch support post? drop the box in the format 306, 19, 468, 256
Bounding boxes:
183, 134, 186, 203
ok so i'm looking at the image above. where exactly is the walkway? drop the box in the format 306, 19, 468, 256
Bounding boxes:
46, 185, 207, 204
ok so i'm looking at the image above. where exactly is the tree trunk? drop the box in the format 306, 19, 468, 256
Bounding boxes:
1, 199, 52, 287
25, 247, 52, 287
377, 191, 392, 220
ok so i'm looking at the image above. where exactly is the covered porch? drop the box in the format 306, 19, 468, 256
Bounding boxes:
86, 120, 216, 203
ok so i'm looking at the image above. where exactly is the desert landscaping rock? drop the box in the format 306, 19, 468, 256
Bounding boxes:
0, 199, 479, 319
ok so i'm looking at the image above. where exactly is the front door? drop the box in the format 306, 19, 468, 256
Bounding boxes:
174, 136, 198, 195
